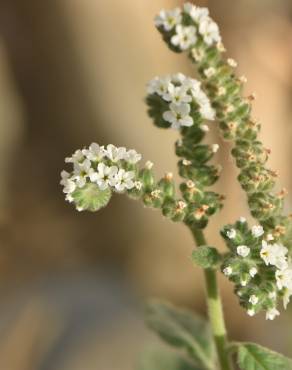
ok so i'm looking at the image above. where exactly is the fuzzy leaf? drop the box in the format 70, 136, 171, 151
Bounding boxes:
237, 342, 292, 370
145, 300, 215, 370
138, 346, 201, 370
192, 246, 221, 269
72, 183, 112, 211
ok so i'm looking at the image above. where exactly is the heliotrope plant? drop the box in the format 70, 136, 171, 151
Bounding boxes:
60, 3, 292, 370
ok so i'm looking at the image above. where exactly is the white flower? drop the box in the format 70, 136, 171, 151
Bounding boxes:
199, 18, 221, 45
275, 268, 292, 290
115, 169, 135, 192
267, 233, 274, 241
134, 181, 143, 190
83, 143, 105, 162
163, 103, 193, 129
212, 144, 219, 153
73, 159, 93, 188
164, 84, 192, 104
226, 229, 236, 239
95, 163, 118, 190
223, 266, 232, 276
204, 67, 216, 78
154, 8, 182, 31
260, 241, 288, 270
283, 289, 292, 309
200, 124, 209, 132
171, 73, 186, 83
171, 25, 197, 50
237, 245, 250, 258
184, 4, 209, 23
249, 295, 259, 305
251, 225, 264, 238
247, 309, 255, 317
152, 76, 172, 99
269, 291, 277, 300
65, 149, 84, 164
239, 217, 246, 223
266, 308, 280, 321
249, 267, 258, 278
241, 279, 247, 287
125, 149, 142, 164
106, 144, 127, 162
61, 171, 76, 194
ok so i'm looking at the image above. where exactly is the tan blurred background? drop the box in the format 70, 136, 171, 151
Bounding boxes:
0, 0, 291, 369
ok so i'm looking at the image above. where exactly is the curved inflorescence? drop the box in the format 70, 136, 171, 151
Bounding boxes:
154, 2, 292, 319
146, 72, 224, 229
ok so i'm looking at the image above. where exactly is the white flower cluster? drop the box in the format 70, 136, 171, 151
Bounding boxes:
61, 143, 142, 201
147, 73, 215, 129
225, 220, 292, 319
154, 3, 221, 50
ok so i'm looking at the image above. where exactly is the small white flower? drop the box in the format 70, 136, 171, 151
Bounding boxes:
267, 233, 274, 241
266, 307, 280, 321
164, 84, 192, 104
249, 295, 259, 305
211, 144, 219, 153
260, 241, 288, 270
227, 58, 237, 68
134, 180, 143, 190
171, 25, 197, 50
251, 225, 264, 238
163, 103, 193, 129
65, 149, 84, 164
95, 163, 118, 190
269, 291, 277, 300
199, 18, 221, 45
145, 161, 154, 170
223, 266, 232, 276
125, 149, 142, 164
226, 229, 236, 239
183, 3, 209, 23
154, 76, 172, 98
154, 8, 182, 31
247, 309, 255, 317
239, 217, 246, 223
249, 267, 258, 278
275, 268, 292, 290
283, 289, 292, 309
171, 73, 186, 84
237, 245, 250, 258
83, 143, 105, 162
105, 144, 127, 162
115, 169, 135, 192
61, 171, 76, 194
73, 159, 93, 188
241, 279, 247, 287
200, 124, 209, 132
204, 67, 216, 78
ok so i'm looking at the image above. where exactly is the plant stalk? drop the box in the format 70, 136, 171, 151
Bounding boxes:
191, 227, 234, 370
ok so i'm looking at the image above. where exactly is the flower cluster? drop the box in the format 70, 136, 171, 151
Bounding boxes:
155, 2, 292, 318
146, 73, 223, 229
61, 143, 142, 211
221, 219, 292, 320
154, 3, 221, 51
147, 73, 214, 130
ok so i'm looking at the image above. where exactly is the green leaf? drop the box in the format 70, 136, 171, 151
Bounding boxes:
237, 342, 292, 370
145, 300, 215, 370
138, 346, 201, 370
72, 183, 112, 211
192, 246, 221, 269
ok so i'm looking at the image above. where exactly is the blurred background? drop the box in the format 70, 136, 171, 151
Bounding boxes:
0, 0, 291, 369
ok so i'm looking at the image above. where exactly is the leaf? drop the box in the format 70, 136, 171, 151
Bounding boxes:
237, 342, 292, 370
138, 346, 201, 370
72, 183, 112, 211
192, 246, 221, 269
145, 300, 215, 370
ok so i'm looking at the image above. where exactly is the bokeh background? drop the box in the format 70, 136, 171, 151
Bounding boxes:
0, 0, 292, 369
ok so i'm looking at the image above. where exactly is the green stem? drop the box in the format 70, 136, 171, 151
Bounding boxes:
191, 227, 234, 370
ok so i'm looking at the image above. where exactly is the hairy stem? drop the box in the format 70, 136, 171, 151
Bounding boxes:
191, 228, 234, 370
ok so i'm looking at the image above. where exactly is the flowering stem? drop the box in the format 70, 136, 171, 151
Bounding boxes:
191, 228, 234, 370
